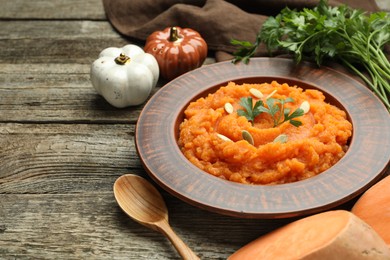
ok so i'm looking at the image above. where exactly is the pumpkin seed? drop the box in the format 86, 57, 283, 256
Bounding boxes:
300, 101, 310, 114
249, 88, 264, 99
266, 89, 277, 99
217, 133, 232, 142
242, 130, 254, 145
224, 102, 234, 114
273, 134, 288, 144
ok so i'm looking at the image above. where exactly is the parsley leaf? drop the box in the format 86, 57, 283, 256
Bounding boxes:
231, 35, 261, 64
266, 97, 304, 127
237, 97, 264, 124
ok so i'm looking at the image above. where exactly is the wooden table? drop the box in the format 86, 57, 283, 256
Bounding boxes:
1, 1, 389, 259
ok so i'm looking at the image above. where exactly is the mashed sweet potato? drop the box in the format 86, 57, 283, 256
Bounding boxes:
178, 81, 352, 185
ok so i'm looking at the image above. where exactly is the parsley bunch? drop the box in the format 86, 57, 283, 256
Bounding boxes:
231, 0, 390, 111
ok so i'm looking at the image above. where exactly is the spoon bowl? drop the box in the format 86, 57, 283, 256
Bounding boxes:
113, 174, 199, 260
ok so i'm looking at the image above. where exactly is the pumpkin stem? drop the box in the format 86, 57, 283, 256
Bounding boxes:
115, 53, 131, 65
168, 27, 182, 42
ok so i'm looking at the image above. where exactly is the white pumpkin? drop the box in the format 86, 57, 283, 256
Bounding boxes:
90, 44, 159, 108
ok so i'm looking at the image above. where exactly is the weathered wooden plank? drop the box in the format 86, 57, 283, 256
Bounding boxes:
0, 123, 142, 193
0, 20, 119, 40
0, 0, 106, 20
0, 64, 163, 122
0, 20, 137, 64
0, 38, 132, 64
0, 193, 292, 259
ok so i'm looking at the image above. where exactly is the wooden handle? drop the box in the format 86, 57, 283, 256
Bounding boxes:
157, 219, 200, 260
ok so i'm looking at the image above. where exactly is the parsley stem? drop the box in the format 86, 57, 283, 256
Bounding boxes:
341, 57, 390, 110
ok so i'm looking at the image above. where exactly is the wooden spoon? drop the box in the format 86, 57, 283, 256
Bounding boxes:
113, 174, 200, 260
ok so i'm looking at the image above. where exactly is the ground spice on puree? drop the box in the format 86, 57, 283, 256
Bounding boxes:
178, 81, 353, 185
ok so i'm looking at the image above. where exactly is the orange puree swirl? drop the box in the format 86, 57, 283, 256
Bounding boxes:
178, 81, 353, 185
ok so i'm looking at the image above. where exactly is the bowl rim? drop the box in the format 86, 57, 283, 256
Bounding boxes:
135, 57, 390, 219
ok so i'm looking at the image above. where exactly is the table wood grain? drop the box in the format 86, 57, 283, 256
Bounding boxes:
1, 0, 389, 259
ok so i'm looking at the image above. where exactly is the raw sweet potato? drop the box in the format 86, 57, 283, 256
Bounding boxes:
228, 210, 390, 260
352, 175, 390, 245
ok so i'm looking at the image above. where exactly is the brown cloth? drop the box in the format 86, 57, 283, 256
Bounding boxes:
102, 0, 380, 61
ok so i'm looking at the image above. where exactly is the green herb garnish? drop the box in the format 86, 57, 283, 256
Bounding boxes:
231, 0, 390, 111
237, 97, 304, 127
237, 97, 264, 124
263, 97, 304, 127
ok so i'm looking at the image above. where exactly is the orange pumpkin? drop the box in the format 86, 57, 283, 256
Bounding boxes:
144, 26, 208, 80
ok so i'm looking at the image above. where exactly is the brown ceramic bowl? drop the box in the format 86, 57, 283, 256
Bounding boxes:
135, 58, 390, 219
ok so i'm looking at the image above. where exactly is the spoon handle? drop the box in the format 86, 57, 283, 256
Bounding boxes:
158, 220, 200, 260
